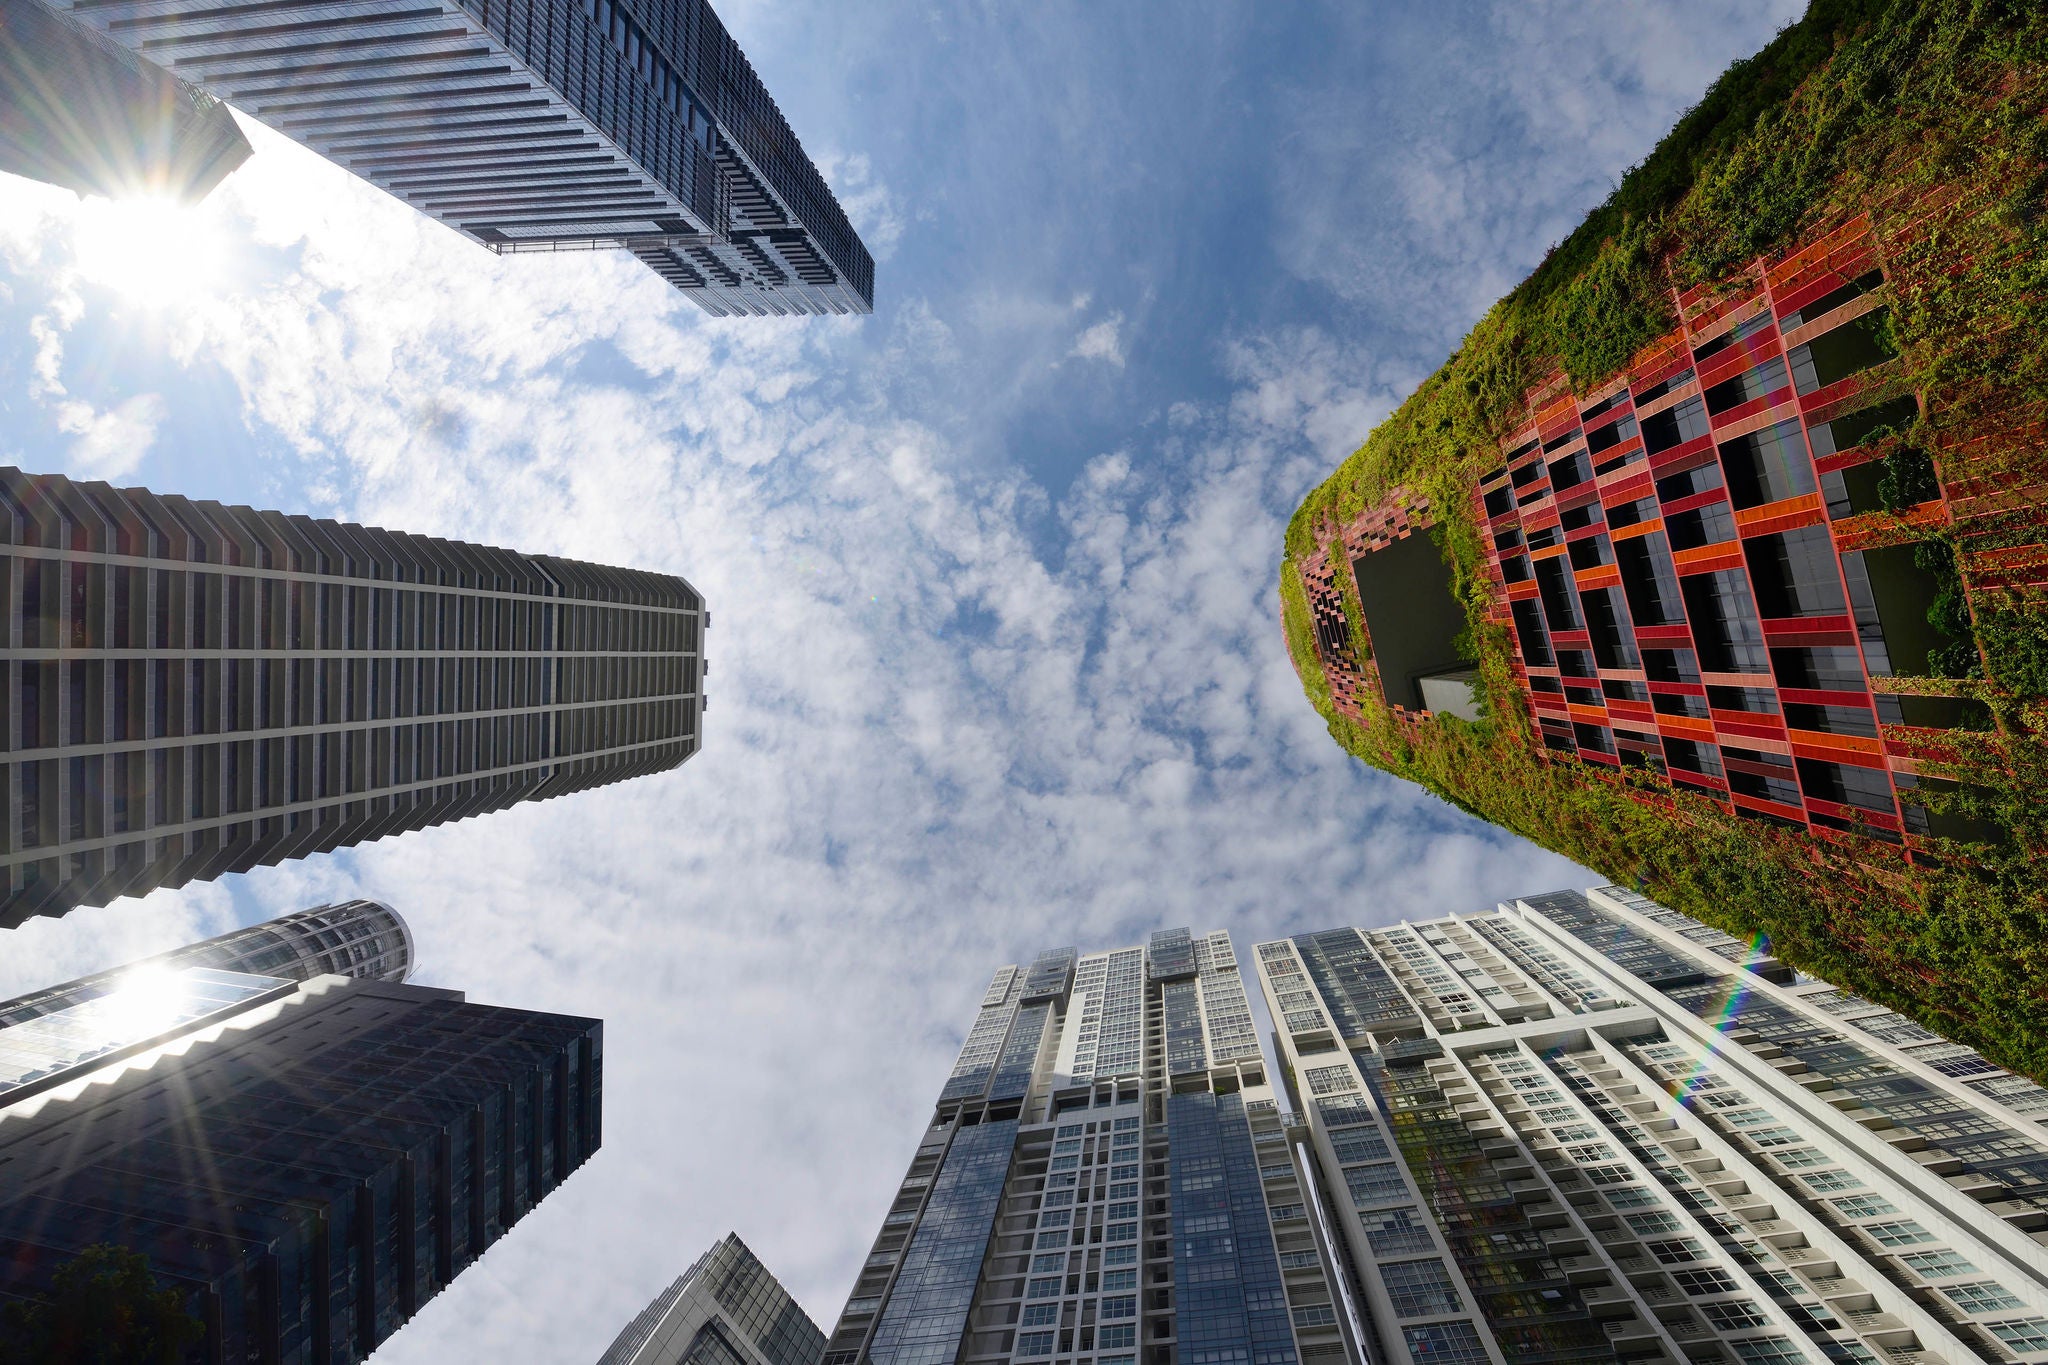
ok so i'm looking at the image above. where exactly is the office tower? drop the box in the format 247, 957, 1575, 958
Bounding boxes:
0, 956, 601, 1362
0, 465, 704, 926
36, 0, 875, 316
0, 1, 250, 202
0, 897, 412, 1028
825, 931, 1357, 1365
600, 1232, 826, 1365
1254, 886, 2048, 1365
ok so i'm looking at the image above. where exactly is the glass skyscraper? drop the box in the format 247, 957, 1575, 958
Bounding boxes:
0, 465, 704, 925
1253, 887, 2048, 1365
601, 1232, 826, 1365
0, 897, 414, 1028
0, 931, 602, 1363
824, 930, 1357, 1365
33, 0, 874, 316
0, 0, 250, 202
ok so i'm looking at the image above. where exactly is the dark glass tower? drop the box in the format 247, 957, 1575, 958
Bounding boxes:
0, 466, 705, 926
826, 931, 1358, 1365
0, 1, 250, 202
36, 0, 874, 316
0, 898, 414, 1028
0, 965, 601, 1363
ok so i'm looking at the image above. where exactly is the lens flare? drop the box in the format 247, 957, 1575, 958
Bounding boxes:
68, 192, 227, 305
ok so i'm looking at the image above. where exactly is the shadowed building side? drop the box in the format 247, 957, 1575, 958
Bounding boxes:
0, 1, 248, 201
600, 1233, 826, 1365
38, 0, 874, 316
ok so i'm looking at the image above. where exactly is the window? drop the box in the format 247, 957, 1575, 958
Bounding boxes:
1700, 1301, 1770, 1330
1099, 1296, 1137, 1320
1944, 1283, 2025, 1314
1050, 1156, 1079, 1172
1054, 1139, 1082, 1154
1113, 1116, 1139, 1130
1035, 1232, 1068, 1250
1681, 571, 1769, 673
1674, 1268, 1740, 1296
1346, 1163, 1409, 1207
1307, 1064, 1358, 1095
1644, 396, 1712, 453
1828, 1194, 1899, 1220
1900, 1250, 1978, 1279
1021, 1304, 1060, 1327
1105, 1223, 1136, 1242
1646, 1239, 1707, 1264
1112, 1131, 1138, 1147
1101, 1269, 1137, 1291
1403, 1321, 1489, 1365
1269, 1203, 1306, 1222
1861, 1220, 1933, 1247
1718, 420, 1816, 509
1016, 1332, 1056, 1356
1103, 1246, 1136, 1267
1294, 1304, 1340, 1328
1028, 1277, 1063, 1299
1729, 1337, 1808, 1365
1361, 1207, 1436, 1255
1745, 526, 1846, 618
1096, 1325, 1137, 1350
1381, 1259, 1464, 1318
1605, 1187, 1662, 1209
1333, 1131, 1391, 1163
1797, 1169, 1863, 1193
1987, 1320, 2048, 1354
1704, 357, 1790, 415
1623, 1211, 1683, 1236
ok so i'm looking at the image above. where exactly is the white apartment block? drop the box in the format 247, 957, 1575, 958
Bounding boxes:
1254, 887, 2048, 1365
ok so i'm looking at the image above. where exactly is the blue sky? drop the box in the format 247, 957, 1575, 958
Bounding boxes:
0, 2, 1802, 1359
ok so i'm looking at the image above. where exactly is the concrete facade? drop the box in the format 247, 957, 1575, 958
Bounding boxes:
1255, 887, 2048, 1365
0, 466, 704, 925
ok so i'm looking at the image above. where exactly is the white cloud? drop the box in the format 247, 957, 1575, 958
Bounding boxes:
53, 392, 165, 479
1068, 310, 1125, 367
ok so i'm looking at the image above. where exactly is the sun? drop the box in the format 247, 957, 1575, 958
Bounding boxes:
96, 965, 196, 1044
67, 191, 229, 306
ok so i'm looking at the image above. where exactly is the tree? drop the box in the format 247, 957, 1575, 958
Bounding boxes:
0, 1244, 204, 1365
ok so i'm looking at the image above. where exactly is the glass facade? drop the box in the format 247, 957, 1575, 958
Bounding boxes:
0, 898, 415, 1029
0, 1, 249, 202
41, 0, 874, 316
599, 1233, 827, 1365
0, 974, 602, 1365
828, 929, 1351, 1365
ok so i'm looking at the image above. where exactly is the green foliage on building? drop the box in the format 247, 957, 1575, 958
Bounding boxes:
1281, 0, 2048, 1078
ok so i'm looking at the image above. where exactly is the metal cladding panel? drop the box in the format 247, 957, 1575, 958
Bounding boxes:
1017, 947, 1076, 1005
1166, 1091, 1299, 1365
1520, 889, 1711, 988
863, 1119, 1018, 1365
1147, 926, 1198, 982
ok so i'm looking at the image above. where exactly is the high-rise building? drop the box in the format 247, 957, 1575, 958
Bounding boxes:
0, 0, 250, 202
0, 897, 413, 1027
35, 0, 875, 316
0, 465, 704, 926
601, 1232, 826, 1365
0, 954, 601, 1362
1253, 887, 2048, 1365
824, 930, 1358, 1365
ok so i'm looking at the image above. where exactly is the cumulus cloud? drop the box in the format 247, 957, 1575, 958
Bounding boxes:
53, 392, 166, 479
1068, 310, 1125, 367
